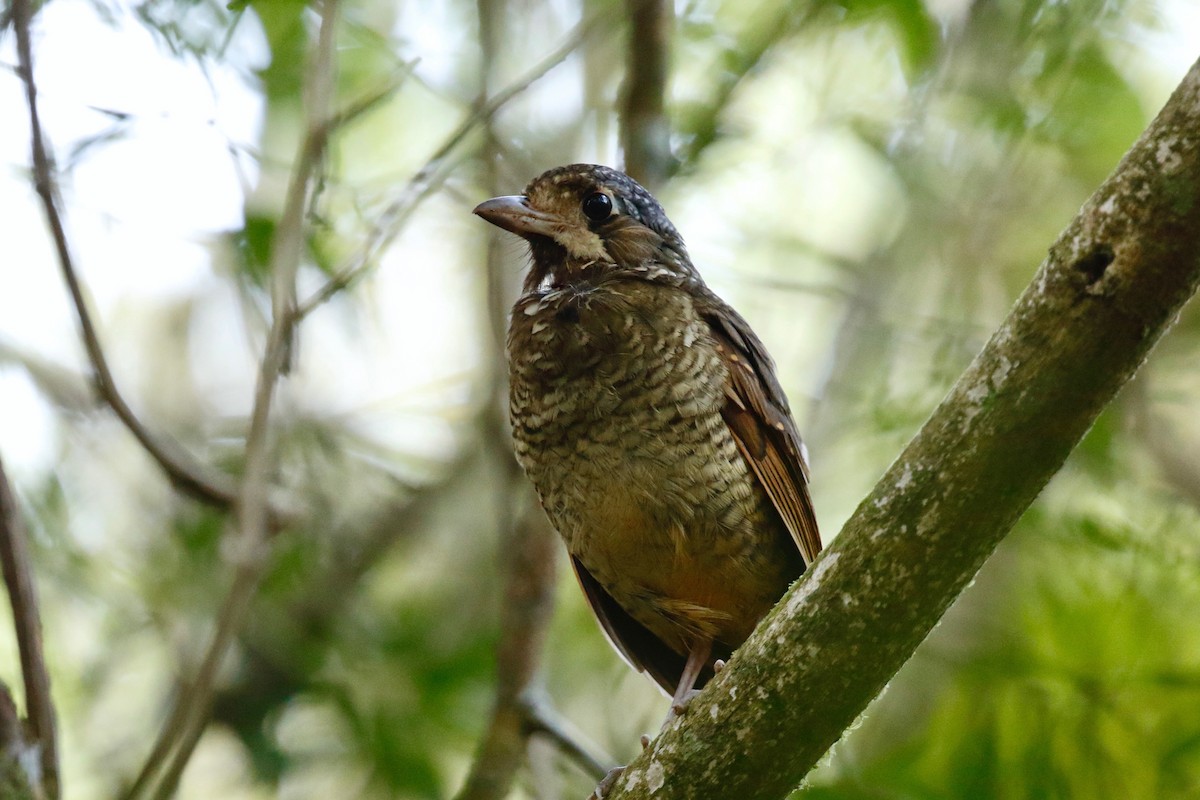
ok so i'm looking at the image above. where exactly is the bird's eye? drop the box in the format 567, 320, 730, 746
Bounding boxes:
581, 192, 613, 221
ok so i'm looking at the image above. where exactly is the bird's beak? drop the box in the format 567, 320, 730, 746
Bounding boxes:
473, 195, 563, 239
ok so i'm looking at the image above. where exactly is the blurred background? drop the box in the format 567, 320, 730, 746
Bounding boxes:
2, 0, 1200, 797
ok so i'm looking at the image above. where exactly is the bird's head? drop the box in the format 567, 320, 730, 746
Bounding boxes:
473, 164, 694, 290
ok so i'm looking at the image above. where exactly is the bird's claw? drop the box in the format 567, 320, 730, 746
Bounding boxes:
589, 765, 626, 799
658, 688, 703, 732
671, 688, 702, 716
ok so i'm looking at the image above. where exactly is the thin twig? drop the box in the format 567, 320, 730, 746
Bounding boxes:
294, 11, 609, 319
519, 696, 614, 782
122, 2, 342, 798
9, 0, 299, 525
0, 456, 58, 800
0, 0, 44, 35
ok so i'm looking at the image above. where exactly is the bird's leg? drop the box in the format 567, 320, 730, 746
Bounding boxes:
671, 638, 713, 713
660, 638, 713, 731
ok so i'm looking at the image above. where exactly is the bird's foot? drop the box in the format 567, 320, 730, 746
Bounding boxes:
589, 765, 626, 800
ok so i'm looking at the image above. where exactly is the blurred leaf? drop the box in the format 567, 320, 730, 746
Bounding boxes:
840, 0, 938, 73
251, 0, 309, 99
235, 213, 276, 283
1072, 401, 1122, 480
1031, 42, 1146, 184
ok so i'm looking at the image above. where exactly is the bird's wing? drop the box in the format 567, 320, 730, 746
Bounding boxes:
704, 303, 822, 565
569, 555, 720, 695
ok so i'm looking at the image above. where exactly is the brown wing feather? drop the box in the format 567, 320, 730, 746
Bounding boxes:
569, 556, 723, 695
703, 303, 822, 565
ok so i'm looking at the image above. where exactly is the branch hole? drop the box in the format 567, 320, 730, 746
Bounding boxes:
1076, 244, 1114, 284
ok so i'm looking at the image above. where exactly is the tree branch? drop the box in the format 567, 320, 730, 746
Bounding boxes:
0, 457, 57, 800
620, 0, 672, 191
122, 2, 341, 798
604, 55, 1200, 800
10, 0, 298, 525
519, 696, 613, 782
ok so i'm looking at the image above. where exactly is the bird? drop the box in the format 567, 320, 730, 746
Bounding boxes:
474, 164, 821, 731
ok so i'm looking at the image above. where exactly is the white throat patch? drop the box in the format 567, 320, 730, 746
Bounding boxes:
552, 224, 608, 261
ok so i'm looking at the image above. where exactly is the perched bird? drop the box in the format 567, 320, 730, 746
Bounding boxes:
474, 164, 821, 723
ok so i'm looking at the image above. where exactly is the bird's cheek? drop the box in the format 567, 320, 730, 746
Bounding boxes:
551, 226, 608, 262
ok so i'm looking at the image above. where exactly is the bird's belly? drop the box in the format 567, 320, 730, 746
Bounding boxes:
520, 417, 792, 652
578, 489, 776, 648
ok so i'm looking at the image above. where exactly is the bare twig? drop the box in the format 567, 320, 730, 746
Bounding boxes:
519, 696, 614, 782
9, 0, 298, 525
294, 11, 609, 319
0, 457, 57, 800
0, 0, 44, 35
122, 2, 342, 798
620, 0, 673, 190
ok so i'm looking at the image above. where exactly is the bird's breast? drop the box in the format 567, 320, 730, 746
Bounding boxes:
507, 280, 733, 523
506, 279, 730, 486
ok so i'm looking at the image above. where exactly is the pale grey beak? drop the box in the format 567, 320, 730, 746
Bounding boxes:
473, 195, 563, 239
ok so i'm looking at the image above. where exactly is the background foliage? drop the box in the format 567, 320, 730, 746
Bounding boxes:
1, 0, 1199, 798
